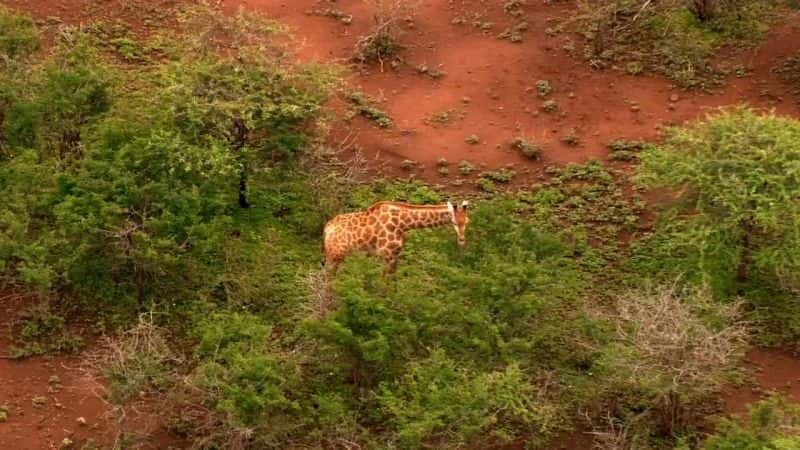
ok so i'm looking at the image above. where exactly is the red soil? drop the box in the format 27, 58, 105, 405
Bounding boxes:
227, 0, 800, 183
0, 293, 186, 449
0, 293, 112, 449
723, 347, 800, 416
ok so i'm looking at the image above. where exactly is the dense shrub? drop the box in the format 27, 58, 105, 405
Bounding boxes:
0, 6, 334, 315
698, 395, 800, 449
634, 107, 800, 342
0, 5, 40, 61
3, 5, 795, 450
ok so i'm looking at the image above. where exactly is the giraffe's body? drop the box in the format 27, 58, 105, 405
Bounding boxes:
323, 201, 469, 273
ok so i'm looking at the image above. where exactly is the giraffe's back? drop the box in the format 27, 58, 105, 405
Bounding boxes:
323, 209, 378, 264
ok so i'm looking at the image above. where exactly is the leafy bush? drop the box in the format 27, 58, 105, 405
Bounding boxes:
700, 395, 800, 449
0, 6, 40, 61
10, 303, 84, 358
0, 6, 336, 316
635, 107, 800, 341
303, 200, 600, 446
175, 311, 336, 449
378, 350, 557, 448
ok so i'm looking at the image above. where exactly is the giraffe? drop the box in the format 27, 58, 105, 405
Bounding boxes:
323, 200, 470, 274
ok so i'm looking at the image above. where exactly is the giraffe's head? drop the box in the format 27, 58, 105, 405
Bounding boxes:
447, 201, 470, 247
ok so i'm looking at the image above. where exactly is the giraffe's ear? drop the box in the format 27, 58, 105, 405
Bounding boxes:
461, 201, 469, 211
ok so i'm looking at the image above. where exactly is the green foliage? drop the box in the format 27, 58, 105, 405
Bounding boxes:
0, 6, 336, 317
574, 0, 778, 87
635, 108, 800, 341
304, 200, 599, 445
0, 6, 40, 61
378, 350, 555, 448
347, 180, 441, 209
345, 91, 393, 128
607, 139, 655, 162
480, 168, 515, 183
10, 303, 84, 358
4, 5, 792, 450
702, 395, 800, 449
183, 311, 314, 447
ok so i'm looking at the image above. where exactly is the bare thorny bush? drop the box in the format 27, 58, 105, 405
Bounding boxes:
591, 283, 748, 448
352, 0, 420, 70
82, 313, 184, 445
614, 284, 746, 387
85, 312, 183, 404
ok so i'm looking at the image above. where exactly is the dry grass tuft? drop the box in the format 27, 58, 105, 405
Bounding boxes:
352, 0, 420, 70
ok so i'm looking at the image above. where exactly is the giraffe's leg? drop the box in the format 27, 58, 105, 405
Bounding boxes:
382, 253, 399, 275
326, 255, 342, 277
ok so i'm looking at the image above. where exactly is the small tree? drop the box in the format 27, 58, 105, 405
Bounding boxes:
160, 7, 336, 208
637, 107, 800, 295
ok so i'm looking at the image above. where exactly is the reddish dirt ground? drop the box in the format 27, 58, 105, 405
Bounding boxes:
0, 293, 114, 449
226, 0, 800, 184
0, 293, 186, 449
3, 0, 800, 448
723, 347, 800, 416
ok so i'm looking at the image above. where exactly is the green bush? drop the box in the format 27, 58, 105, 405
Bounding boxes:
574, 0, 777, 87
180, 311, 326, 448
10, 303, 84, 358
0, 7, 336, 317
301, 200, 602, 446
700, 395, 800, 449
0, 6, 40, 60
378, 350, 556, 448
635, 107, 800, 341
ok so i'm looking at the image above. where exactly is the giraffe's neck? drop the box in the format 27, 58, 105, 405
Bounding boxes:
396, 204, 452, 231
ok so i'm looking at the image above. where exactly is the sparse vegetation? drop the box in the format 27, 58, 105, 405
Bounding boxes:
425, 108, 465, 126
480, 168, 515, 183
306, 6, 353, 25
415, 63, 446, 79
561, 130, 581, 146
541, 99, 558, 113
465, 133, 481, 144
607, 139, 655, 161
458, 159, 476, 175
346, 90, 394, 128
535, 79, 552, 98
570, 0, 780, 87
498, 21, 529, 43
511, 137, 544, 159
353, 0, 418, 68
